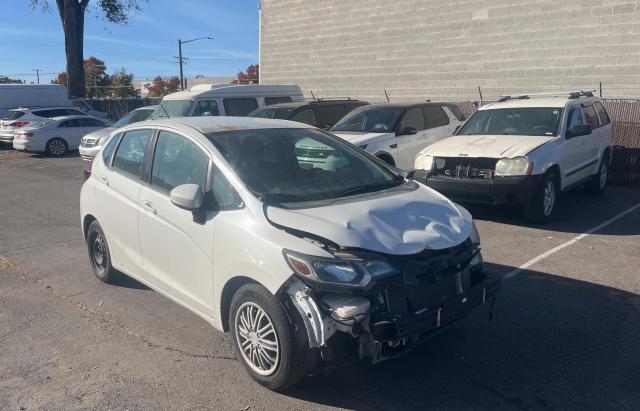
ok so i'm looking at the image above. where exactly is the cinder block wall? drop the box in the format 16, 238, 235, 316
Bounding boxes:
260, 0, 640, 101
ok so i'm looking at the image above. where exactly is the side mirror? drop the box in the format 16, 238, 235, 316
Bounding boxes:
397, 126, 417, 136
566, 124, 591, 139
170, 184, 203, 211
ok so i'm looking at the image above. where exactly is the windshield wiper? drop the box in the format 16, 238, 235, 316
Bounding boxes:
327, 180, 403, 199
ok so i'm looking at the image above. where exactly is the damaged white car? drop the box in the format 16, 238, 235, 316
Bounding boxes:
80, 117, 499, 390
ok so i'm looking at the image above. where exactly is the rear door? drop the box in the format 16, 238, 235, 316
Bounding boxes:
312, 104, 347, 130
558, 105, 592, 186
423, 104, 454, 144
395, 106, 427, 169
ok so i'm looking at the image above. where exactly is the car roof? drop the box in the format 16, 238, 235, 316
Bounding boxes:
257, 100, 366, 110
481, 94, 601, 110
163, 84, 302, 100
49, 115, 105, 121
134, 105, 157, 111
137, 116, 315, 134
10, 106, 78, 112
355, 102, 452, 109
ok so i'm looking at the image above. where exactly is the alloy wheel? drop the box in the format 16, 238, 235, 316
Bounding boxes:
48, 139, 66, 156
235, 302, 280, 376
599, 162, 608, 190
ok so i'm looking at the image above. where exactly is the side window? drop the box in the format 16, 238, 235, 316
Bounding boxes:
594, 102, 610, 125
443, 104, 466, 121
35, 109, 56, 118
567, 106, 585, 129
80, 118, 106, 127
398, 107, 425, 131
150, 131, 209, 192
102, 133, 121, 164
582, 105, 599, 129
223, 98, 259, 116
193, 100, 220, 117
265, 96, 292, 105
209, 166, 242, 209
313, 104, 347, 128
59, 119, 79, 128
424, 105, 450, 128
112, 129, 151, 179
60, 109, 85, 116
291, 108, 316, 125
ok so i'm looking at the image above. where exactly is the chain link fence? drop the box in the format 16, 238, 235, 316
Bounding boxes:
86, 98, 162, 121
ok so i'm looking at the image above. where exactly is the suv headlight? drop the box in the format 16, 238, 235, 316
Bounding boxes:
283, 249, 399, 288
494, 157, 532, 176
414, 153, 434, 171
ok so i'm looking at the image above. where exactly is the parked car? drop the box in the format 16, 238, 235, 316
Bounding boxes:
330, 102, 465, 170
414, 91, 612, 223
80, 116, 499, 390
247, 99, 368, 129
150, 84, 304, 119
80, 105, 157, 160
0, 84, 70, 119
0, 106, 91, 144
13, 115, 111, 156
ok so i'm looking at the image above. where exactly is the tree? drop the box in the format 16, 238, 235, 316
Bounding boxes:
51, 71, 68, 86
232, 64, 259, 84
109, 68, 138, 98
0, 76, 23, 84
144, 76, 180, 97
30, 0, 143, 98
84, 56, 111, 98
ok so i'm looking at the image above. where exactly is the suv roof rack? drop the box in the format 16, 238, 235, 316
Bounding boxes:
310, 97, 355, 102
499, 90, 596, 102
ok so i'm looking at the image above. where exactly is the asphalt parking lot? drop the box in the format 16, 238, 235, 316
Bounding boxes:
1, 147, 639, 410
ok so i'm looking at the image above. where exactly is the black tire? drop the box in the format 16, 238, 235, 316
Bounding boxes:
86, 221, 116, 283
46, 138, 68, 156
228, 283, 305, 391
523, 171, 559, 224
584, 153, 609, 196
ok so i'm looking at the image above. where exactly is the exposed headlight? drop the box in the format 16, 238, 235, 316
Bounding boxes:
470, 221, 480, 246
283, 249, 399, 288
414, 153, 434, 171
494, 157, 532, 176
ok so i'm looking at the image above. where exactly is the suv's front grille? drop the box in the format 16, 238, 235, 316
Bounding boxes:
434, 157, 498, 179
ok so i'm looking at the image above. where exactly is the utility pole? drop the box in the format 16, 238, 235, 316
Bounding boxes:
33, 68, 43, 84
176, 37, 213, 91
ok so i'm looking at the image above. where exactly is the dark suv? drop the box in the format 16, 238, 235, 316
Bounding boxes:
248, 99, 368, 129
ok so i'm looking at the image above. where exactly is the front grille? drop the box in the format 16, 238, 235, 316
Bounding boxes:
434, 157, 498, 179
82, 140, 97, 148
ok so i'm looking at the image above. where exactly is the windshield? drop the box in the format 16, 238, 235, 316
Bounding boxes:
206, 128, 403, 203
151, 100, 193, 119
248, 107, 296, 120
331, 107, 403, 133
458, 107, 563, 136
114, 108, 154, 127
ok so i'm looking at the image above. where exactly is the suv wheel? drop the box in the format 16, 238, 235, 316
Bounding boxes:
46, 138, 68, 156
524, 172, 558, 224
229, 283, 305, 391
584, 153, 609, 195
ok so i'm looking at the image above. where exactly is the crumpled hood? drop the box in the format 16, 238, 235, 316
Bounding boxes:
84, 127, 115, 140
266, 184, 472, 255
420, 134, 555, 158
331, 131, 394, 147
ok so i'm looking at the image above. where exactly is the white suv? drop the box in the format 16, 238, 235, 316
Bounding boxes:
330, 103, 465, 170
414, 92, 612, 223
80, 117, 498, 390
0, 106, 89, 143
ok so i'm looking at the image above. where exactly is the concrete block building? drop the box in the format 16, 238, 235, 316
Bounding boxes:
259, 0, 640, 101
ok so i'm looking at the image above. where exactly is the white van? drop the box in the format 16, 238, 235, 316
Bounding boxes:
151, 84, 304, 119
0, 84, 70, 118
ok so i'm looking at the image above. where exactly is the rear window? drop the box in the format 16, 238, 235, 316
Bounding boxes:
4, 111, 25, 120
582, 105, 600, 129
443, 104, 466, 121
265, 96, 293, 105
223, 98, 259, 116
594, 102, 610, 126
313, 104, 347, 128
424, 105, 450, 128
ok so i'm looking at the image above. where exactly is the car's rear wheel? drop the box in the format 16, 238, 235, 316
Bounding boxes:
228, 283, 305, 391
584, 153, 609, 195
524, 172, 558, 224
87, 221, 116, 283
46, 138, 68, 156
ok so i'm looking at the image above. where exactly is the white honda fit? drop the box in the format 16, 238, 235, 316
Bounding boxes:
80, 117, 498, 390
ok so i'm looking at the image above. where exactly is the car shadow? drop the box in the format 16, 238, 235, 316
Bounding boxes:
109, 270, 151, 291
281, 263, 640, 410
31, 150, 80, 159
462, 185, 640, 236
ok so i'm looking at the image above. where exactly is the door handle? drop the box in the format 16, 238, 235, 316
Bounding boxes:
141, 200, 156, 214
389, 143, 397, 149
99, 176, 109, 186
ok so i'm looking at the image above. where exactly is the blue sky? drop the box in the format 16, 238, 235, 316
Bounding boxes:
0, 0, 260, 84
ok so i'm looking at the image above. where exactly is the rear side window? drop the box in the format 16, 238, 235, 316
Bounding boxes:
424, 105, 450, 128
443, 104, 466, 121
151, 131, 209, 192
582, 105, 600, 129
223, 98, 259, 116
112, 130, 152, 179
78, 118, 106, 127
398, 107, 425, 131
4, 111, 25, 120
193, 100, 220, 117
594, 102, 610, 126
59, 119, 80, 127
265, 96, 292, 105
102, 133, 120, 164
291, 108, 316, 125
313, 105, 347, 128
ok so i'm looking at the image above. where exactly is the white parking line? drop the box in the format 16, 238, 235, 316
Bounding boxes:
504, 203, 640, 279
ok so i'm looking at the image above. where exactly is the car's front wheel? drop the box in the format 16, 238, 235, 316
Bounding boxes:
524, 172, 558, 224
46, 138, 68, 156
228, 283, 305, 391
